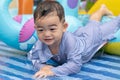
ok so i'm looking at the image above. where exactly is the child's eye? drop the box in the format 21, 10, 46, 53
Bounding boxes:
50, 28, 56, 31
38, 29, 44, 32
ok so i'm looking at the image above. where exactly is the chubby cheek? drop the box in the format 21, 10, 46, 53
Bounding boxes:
37, 34, 43, 41
56, 32, 63, 40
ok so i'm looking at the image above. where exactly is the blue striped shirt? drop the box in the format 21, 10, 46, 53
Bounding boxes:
28, 16, 120, 76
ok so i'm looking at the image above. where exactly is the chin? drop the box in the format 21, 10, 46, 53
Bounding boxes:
44, 41, 54, 46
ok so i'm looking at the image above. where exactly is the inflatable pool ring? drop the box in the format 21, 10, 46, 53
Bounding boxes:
57, 0, 80, 18
0, 0, 82, 52
0, 0, 37, 52
57, 0, 83, 32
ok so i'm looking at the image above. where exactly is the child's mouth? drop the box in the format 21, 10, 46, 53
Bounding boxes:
44, 39, 53, 42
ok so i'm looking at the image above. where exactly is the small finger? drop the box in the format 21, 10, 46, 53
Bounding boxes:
42, 74, 47, 78
34, 71, 41, 78
36, 74, 46, 79
38, 74, 45, 78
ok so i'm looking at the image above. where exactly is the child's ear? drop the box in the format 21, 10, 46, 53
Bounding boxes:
63, 22, 68, 32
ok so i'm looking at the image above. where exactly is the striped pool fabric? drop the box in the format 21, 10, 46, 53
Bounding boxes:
0, 41, 120, 80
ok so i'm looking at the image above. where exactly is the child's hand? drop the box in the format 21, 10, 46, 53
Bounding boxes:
33, 65, 54, 78
41, 65, 53, 70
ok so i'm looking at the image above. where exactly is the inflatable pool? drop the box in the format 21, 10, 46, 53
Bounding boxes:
0, 0, 120, 80
0, 41, 120, 80
1, 0, 120, 55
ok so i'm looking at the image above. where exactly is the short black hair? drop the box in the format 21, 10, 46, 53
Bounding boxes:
34, 1, 65, 23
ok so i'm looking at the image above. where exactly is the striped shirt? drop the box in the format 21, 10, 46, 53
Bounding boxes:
28, 16, 120, 76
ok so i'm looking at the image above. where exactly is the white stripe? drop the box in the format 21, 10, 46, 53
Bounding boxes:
0, 49, 26, 60
0, 73, 23, 80
0, 41, 8, 46
84, 64, 120, 75
80, 71, 117, 80
103, 54, 120, 60
0, 65, 33, 79
0, 56, 33, 70
60, 76, 82, 80
0, 44, 26, 54
91, 59, 120, 67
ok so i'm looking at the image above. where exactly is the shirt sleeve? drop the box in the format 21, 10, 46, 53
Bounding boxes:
27, 42, 46, 71
27, 51, 45, 71
51, 49, 83, 76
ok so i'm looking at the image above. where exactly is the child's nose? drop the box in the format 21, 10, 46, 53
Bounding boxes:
44, 30, 51, 37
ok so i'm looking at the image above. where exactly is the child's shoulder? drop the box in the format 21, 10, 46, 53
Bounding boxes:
33, 40, 43, 50
62, 32, 78, 51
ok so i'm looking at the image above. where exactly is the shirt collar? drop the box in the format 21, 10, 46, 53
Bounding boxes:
38, 44, 53, 63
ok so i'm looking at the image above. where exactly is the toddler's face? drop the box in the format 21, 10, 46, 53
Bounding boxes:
34, 12, 67, 47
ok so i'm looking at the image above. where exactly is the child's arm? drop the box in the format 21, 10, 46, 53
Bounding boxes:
28, 51, 45, 70
28, 41, 55, 78
28, 47, 55, 78
27, 41, 50, 71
